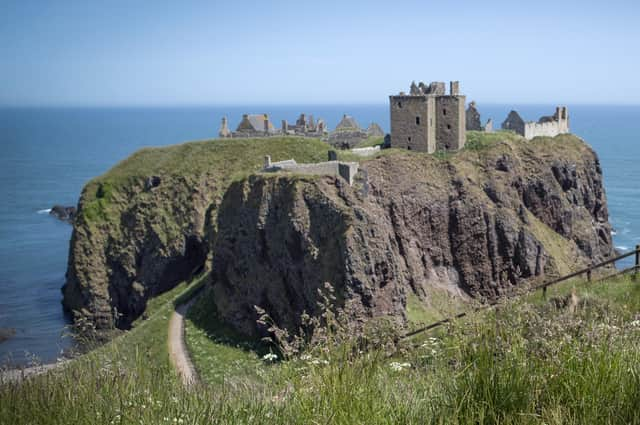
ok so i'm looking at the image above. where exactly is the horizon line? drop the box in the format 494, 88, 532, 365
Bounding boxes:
3, 101, 640, 109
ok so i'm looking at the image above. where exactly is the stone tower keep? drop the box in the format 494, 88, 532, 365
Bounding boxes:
389, 81, 466, 153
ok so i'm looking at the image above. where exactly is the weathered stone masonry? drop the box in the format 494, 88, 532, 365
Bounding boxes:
502, 107, 569, 140
263, 153, 359, 186
389, 81, 466, 153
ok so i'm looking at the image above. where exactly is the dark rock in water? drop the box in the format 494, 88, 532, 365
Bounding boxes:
50, 205, 76, 223
0, 327, 16, 344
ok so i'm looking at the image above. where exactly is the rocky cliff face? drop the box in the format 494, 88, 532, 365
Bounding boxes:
208, 134, 613, 337
62, 137, 331, 330
63, 134, 614, 335
62, 174, 214, 329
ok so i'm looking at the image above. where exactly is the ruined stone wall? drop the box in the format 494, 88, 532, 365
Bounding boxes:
523, 109, 569, 139
351, 146, 381, 157
389, 96, 436, 153
524, 121, 565, 139
338, 162, 359, 186
266, 160, 359, 186
435, 96, 466, 151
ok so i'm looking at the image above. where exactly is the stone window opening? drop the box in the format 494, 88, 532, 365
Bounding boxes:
443, 109, 447, 116
447, 124, 451, 130
407, 136, 412, 142
398, 102, 402, 108
415, 116, 420, 125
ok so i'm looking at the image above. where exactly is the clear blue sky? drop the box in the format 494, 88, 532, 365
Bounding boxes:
1, 0, 639, 106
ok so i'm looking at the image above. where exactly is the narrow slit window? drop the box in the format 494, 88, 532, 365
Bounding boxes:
415, 116, 420, 125
443, 109, 447, 116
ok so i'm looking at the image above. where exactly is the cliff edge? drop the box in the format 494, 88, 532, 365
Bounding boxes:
63, 133, 614, 335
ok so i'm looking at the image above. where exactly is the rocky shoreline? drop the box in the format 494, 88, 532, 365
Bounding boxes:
49, 205, 76, 223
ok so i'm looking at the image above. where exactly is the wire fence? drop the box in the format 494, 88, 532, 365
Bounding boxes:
402, 245, 640, 339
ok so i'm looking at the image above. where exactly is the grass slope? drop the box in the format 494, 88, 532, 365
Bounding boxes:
78, 136, 333, 225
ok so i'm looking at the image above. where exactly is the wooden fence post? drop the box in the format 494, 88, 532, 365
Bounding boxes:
635, 245, 640, 281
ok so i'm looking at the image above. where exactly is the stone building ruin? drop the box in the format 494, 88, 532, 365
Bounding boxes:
218, 113, 277, 138
389, 80, 466, 153
466, 101, 483, 131
218, 112, 385, 149
262, 152, 359, 186
366, 122, 384, 137
327, 114, 385, 149
465, 101, 493, 132
501, 107, 569, 140
218, 112, 328, 138
282, 113, 327, 137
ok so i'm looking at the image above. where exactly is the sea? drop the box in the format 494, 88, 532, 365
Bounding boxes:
1, 105, 639, 366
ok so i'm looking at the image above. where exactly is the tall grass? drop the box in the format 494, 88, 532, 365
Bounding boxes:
3, 275, 640, 424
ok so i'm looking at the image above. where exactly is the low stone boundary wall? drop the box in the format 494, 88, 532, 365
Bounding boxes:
263, 155, 359, 185
350, 146, 381, 157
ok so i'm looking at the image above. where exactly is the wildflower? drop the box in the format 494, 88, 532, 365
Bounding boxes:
630, 319, 640, 327
389, 361, 411, 372
262, 353, 278, 362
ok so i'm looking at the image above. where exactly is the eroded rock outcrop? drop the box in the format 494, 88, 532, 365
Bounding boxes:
62, 174, 215, 329
208, 134, 613, 338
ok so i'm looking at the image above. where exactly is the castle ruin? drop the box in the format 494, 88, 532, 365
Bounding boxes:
389, 81, 466, 152
218, 113, 328, 138
465, 101, 494, 132
263, 152, 359, 186
282, 113, 327, 137
501, 107, 569, 140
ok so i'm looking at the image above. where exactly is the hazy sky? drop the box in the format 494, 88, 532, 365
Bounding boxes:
1, 0, 639, 106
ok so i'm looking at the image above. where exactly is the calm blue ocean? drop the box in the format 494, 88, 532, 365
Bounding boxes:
1, 105, 639, 365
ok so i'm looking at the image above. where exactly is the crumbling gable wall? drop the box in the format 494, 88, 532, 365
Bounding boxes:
501, 111, 525, 136
466, 102, 482, 131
